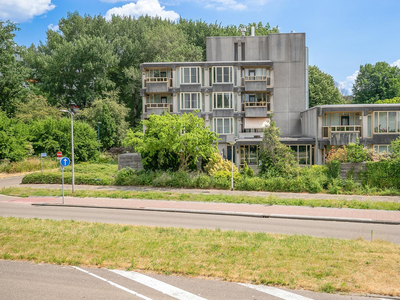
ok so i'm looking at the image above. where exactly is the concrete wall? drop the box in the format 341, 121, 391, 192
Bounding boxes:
300, 108, 318, 137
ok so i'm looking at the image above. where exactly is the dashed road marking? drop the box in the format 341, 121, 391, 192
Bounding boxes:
73, 267, 152, 300
110, 269, 207, 300
238, 283, 314, 300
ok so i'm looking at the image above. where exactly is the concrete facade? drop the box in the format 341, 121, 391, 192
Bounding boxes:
140, 31, 400, 168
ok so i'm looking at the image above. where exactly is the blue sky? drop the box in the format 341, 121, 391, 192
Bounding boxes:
1, 0, 400, 95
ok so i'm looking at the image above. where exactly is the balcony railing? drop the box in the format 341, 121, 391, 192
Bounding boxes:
323, 126, 362, 139
242, 128, 264, 133
241, 76, 271, 86
144, 77, 173, 87
145, 103, 173, 113
242, 101, 271, 111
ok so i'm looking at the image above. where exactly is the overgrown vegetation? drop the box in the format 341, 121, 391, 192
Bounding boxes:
1, 217, 399, 296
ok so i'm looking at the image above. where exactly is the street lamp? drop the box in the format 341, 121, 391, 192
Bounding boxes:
60, 102, 78, 193
97, 122, 102, 163
228, 138, 239, 191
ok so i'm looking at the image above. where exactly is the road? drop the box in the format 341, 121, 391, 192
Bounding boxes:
1, 201, 399, 243
0, 260, 380, 300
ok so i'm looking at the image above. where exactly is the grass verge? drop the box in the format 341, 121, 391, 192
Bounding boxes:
21, 164, 118, 185
2, 187, 400, 211
0, 157, 58, 174
1, 217, 399, 296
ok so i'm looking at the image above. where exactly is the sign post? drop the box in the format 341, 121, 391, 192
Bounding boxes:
60, 157, 70, 204
40, 153, 47, 174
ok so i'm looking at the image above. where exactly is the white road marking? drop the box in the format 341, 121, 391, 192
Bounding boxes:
110, 269, 207, 300
73, 267, 152, 300
238, 283, 314, 300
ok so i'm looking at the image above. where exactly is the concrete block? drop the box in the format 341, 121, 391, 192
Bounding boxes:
245, 107, 268, 117
118, 153, 144, 171
268, 34, 289, 62
180, 84, 201, 92
288, 112, 302, 136
146, 82, 168, 93
273, 112, 289, 136
289, 33, 305, 62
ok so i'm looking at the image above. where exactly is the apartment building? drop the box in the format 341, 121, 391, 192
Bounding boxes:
140, 30, 400, 168
141, 30, 312, 169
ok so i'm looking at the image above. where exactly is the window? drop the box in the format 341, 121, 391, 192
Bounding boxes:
147, 94, 171, 103
374, 111, 400, 133
239, 145, 258, 166
213, 118, 233, 134
241, 43, 245, 61
234, 43, 238, 61
181, 67, 200, 84
373, 145, 391, 153
212, 67, 233, 83
146, 69, 170, 78
213, 93, 233, 109
290, 145, 314, 166
180, 93, 201, 110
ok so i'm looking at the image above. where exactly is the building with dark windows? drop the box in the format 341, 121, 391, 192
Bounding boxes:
140, 29, 400, 170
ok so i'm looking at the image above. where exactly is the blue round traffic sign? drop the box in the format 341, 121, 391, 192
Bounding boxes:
60, 157, 70, 167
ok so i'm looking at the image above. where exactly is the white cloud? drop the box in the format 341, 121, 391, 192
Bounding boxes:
337, 70, 359, 96
391, 59, 400, 68
105, 0, 179, 21
47, 23, 59, 31
0, 0, 55, 22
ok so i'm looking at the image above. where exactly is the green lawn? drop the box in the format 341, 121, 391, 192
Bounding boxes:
1, 217, 399, 296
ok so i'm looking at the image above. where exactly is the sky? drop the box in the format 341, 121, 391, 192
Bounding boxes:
1, 0, 400, 95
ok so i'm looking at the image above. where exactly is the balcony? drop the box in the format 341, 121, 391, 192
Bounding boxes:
323, 126, 362, 145
242, 101, 270, 118
242, 76, 271, 92
145, 77, 173, 93
145, 103, 173, 115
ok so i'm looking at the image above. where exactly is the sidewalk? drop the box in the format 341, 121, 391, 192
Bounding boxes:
2, 192, 400, 225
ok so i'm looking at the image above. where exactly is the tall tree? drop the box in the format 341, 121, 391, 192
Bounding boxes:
353, 62, 400, 104
138, 113, 219, 170
0, 21, 30, 116
308, 65, 344, 107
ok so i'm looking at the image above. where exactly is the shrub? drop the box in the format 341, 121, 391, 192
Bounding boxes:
115, 167, 136, 185
361, 160, 400, 189
259, 121, 300, 178
204, 152, 238, 176
326, 160, 341, 179
241, 161, 255, 177
346, 142, 368, 163
326, 147, 347, 163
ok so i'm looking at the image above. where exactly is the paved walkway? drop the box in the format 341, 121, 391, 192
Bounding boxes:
2, 192, 400, 225
1, 178, 400, 225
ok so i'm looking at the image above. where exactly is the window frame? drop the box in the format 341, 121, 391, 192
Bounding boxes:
212, 117, 234, 134
180, 67, 201, 84
212, 92, 233, 109
180, 92, 202, 110
212, 66, 233, 84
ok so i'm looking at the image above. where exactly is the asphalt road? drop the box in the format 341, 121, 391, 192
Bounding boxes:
1, 201, 399, 243
0, 260, 381, 300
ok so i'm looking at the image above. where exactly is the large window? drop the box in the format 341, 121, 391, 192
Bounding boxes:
374, 111, 400, 133
239, 145, 258, 166
213, 92, 233, 109
241, 68, 270, 85
180, 93, 201, 110
322, 112, 362, 138
213, 118, 233, 134
289, 145, 314, 166
211, 66, 233, 83
181, 67, 200, 84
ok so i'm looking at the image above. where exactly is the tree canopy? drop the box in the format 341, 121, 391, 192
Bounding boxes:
308, 65, 344, 107
137, 113, 219, 171
353, 62, 400, 104
0, 21, 30, 116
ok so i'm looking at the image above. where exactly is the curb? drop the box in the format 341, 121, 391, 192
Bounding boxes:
31, 203, 400, 225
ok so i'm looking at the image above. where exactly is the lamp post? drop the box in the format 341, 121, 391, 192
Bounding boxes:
97, 122, 101, 163
60, 102, 78, 193
228, 138, 238, 191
